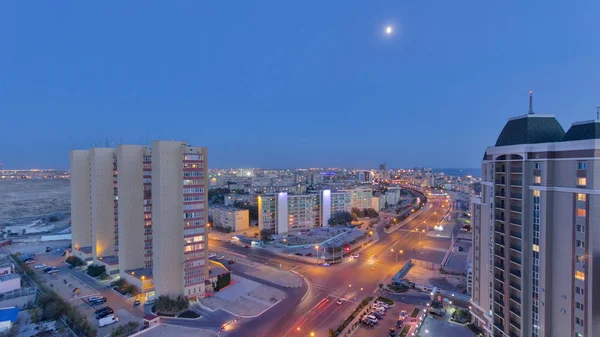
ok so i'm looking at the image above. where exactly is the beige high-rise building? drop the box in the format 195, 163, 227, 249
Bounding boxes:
471, 100, 600, 337
70, 150, 93, 262
70, 140, 209, 301
151, 141, 208, 299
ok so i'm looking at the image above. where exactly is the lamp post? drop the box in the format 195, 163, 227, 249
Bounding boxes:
315, 245, 320, 264
283, 238, 287, 254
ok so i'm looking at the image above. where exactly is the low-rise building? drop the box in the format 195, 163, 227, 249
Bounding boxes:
0, 274, 20, 294
209, 206, 249, 232
0, 307, 18, 333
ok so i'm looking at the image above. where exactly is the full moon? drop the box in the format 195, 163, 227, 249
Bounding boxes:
385, 26, 393, 35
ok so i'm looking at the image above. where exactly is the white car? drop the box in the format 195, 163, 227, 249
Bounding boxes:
375, 301, 390, 308
208, 253, 217, 258
216, 255, 225, 260
351, 254, 359, 258
322, 263, 330, 267
34, 263, 46, 269
366, 315, 378, 323
400, 310, 408, 318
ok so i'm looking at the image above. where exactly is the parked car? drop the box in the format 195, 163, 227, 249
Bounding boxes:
375, 301, 390, 308
42, 267, 54, 273
208, 253, 217, 258
361, 317, 375, 327
98, 314, 119, 327
216, 255, 225, 260
45, 247, 52, 252
305, 253, 312, 257
400, 310, 408, 318
244, 245, 251, 248
25, 259, 36, 264
365, 315, 378, 323
458, 246, 464, 252
322, 263, 330, 267
351, 254, 359, 258
227, 259, 236, 265
370, 312, 383, 319
89, 296, 107, 305
46, 268, 59, 274
389, 328, 397, 337
133, 299, 141, 306
396, 320, 403, 328
295, 253, 303, 256
225, 240, 232, 243
95, 306, 111, 314
95, 308, 114, 319
34, 263, 46, 269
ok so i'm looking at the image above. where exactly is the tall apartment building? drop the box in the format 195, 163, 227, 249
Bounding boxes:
258, 189, 373, 234
70, 141, 209, 301
470, 102, 600, 337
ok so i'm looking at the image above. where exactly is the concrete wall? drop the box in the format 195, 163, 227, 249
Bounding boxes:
90, 148, 116, 260
152, 141, 185, 297
70, 150, 92, 251
0, 277, 20, 294
116, 145, 146, 273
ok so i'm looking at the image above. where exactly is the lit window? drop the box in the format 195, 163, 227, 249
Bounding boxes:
575, 271, 585, 281
577, 209, 586, 217
532, 244, 539, 252
577, 193, 586, 201
577, 177, 587, 187
577, 162, 587, 170
534, 176, 541, 184
533, 190, 540, 197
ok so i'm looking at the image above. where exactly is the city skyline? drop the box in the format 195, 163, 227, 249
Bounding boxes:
2, 1, 599, 169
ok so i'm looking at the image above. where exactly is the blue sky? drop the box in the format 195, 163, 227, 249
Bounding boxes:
1, 1, 599, 169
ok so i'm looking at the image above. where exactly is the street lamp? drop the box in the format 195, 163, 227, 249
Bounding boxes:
315, 245, 320, 264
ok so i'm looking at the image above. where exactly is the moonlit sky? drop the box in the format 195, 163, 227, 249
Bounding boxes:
1, 1, 599, 169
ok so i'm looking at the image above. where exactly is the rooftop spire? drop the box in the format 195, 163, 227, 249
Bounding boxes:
596, 106, 599, 120
528, 90, 534, 114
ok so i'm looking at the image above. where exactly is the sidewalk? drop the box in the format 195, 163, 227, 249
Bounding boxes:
384, 204, 432, 234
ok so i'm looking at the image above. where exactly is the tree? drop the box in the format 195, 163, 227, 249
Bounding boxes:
86, 264, 106, 277
65, 256, 84, 267
351, 207, 363, 218
328, 211, 353, 226
260, 229, 273, 243
364, 208, 379, 218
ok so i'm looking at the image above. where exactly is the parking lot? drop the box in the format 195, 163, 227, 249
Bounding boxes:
354, 301, 421, 337
29, 248, 145, 336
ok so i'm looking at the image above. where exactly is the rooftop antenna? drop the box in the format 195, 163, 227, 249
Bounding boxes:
105, 137, 109, 147
596, 106, 599, 120
528, 90, 534, 115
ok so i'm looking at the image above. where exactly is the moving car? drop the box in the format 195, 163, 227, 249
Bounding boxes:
322, 263, 330, 267
98, 314, 119, 327
208, 253, 217, 258
216, 255, 225, 260
351, 254, 359, 258
45, 247, 52, 252
133, 299, 141, 306
305, 253, 312, 257
227, 259, 236, 265
34, 263, 46, 269
244, 245, 251, 248
225, 240, 232, 243
336, 298, 346, 305
42, 267, 54, 273
46, 268, 59, 274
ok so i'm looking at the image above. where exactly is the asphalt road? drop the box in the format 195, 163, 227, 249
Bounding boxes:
212, 195, 455, 337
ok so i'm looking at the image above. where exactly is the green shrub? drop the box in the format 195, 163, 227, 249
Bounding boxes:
214, 272, 231, 292
110, 321, 140, 337
65, 256, 84, 267
86, 264, 106, 277
155, 295, 189, 315
376, 296, 394, 305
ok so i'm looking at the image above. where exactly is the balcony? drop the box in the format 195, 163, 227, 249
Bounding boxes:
510, 206, 522, 213
509, 231, 522, 239
510, 256, 522, 265
495, 191, 506, 197
509, 282, 522, 291
510, 181, 522, 186
510, 193, 522, 200
494, 273, 505, 283
494, 298, 505, 308
496, 167, 506, 173
511, 167, 523, 173
509, 294, 521, 304
509, 307, 521, 316
509, 319, 521, 330
509, 245, 521, 253
495, 180, 506, 185
495, 216, 505, 222
510, 218, 522, 226
494, 262, 505, 270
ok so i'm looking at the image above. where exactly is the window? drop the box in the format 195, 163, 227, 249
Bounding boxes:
577, 193, 586, 201
577, 177, 587, 187
577, 225, 585, 233
534, 162, 541, 169
534, 176, 541, 184
532, 244, 539, 252
533, 190, 540, 197
576, 302, 583, 310
576, 255, 585, 263
575, 271, 585, 281
577, 162, 587, 170
576, 240, 585, 248
577, 209, 586, 217
575, 317, 584, 326
575, 286, 584, 295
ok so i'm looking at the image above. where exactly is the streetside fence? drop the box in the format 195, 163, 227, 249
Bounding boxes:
337, 298, 376, 337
